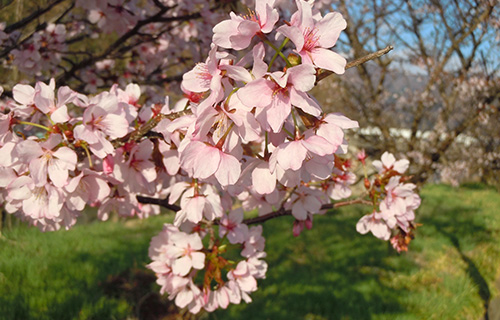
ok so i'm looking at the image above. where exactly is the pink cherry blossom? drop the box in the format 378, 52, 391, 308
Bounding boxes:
277, 0, 347, 74
237, 64, 320, 132
212, 0, 279, 50
356, 211, 391, 241
180, 140, 241, 186
227, 261, 258, 299
219, 208, 249, 244
113, 140, 157, 194
373, 151, 410, 174
15, 134, 77, 188
165, 232, 205, 276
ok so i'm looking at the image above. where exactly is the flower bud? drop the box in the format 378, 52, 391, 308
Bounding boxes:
364, 177, 371, 189
288, 53, 301, 66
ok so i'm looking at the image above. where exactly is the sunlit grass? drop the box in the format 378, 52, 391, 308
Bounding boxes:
0, 215, 172, 320
0, 184, 499, 320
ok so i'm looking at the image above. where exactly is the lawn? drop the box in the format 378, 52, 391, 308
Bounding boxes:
1, 184, 499, 320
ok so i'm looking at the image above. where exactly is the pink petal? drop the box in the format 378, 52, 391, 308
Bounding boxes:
48, 159, 69, 188
212, 16, 241, 49
324, 113, 359, 129
310, 48, 346, 74
277, 140, 307, 171
252, 161, 276, 194
301, 135, 335, 156
30, 157, 48, 186
175, 288, 194, 308
13, 84, 35, 105
230, 20, 260, 49
215, 152, 241, 186
53, 147, 77, 169
100, 114, 129, 138
277, 25, 304, 52
172, 255, 192, 276
34, 82, 55, 114
316, 12, 346, 48
292, 201, 308, 220
185, 196, 206, 223
50, 105, 70, 123
252, 42, 268, 79
237, 79, 274, 108
182, 63, 211, 93
222, 65, 253, 83
287, 64, 316, 92
193, 146, 220, 180
191, 252, 205, 270
290, 89, 321, 116
266, 96, 291, 132
356, 215, 371, 234
238, 275, 257, 292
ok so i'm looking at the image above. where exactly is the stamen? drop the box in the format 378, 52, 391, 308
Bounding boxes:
195, 63, 212, 88
242, 9, 261, 26
303, 27, 320, 51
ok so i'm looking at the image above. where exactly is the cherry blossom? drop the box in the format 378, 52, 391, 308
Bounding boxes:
213, 0, 279, 50
0, 1, 423, 315
277, 0, 347, 74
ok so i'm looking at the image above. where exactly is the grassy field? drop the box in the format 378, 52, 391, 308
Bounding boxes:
1, 184, 499, 320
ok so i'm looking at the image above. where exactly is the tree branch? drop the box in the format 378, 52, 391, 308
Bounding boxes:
4, 0, 65, 33
136, 193, 371, 226
242, 198, 372, 225
315, 45, 394, 83
135, 195, 181, 212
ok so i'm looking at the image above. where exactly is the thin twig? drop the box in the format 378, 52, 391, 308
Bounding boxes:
242, 198, 372, 225
316, 45, 394, 83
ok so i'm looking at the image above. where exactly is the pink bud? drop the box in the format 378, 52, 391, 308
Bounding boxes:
293, 220, 304, 237
357, 149, 367, 165
305, 217, 313, 230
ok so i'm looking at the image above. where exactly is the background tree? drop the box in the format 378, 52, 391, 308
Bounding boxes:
311, 0, 500, 187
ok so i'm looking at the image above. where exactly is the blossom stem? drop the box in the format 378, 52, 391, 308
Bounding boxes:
268, 38, 290, 71
282, 127, 295, 139
291, 109, 300, 138
264, 132, 269, 159
258, 33, 292, 68
224, 88, 239, 108
17, 121, 51, 132
81, 143, 93, 168
215, 122, 235, 149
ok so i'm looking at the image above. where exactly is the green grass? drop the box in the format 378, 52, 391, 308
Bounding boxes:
1, 184, 500, 320
0, 215, 173, 320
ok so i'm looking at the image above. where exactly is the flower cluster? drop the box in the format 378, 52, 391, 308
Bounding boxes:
10, 24, 67, 75
147, 214, 267, 313
0, 0, 421, 314
356, 152, 421, 252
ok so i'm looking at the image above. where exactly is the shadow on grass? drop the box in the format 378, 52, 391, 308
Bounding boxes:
418, 187, 497, 320
0, 220, 175, 320
213, 207, 411, 320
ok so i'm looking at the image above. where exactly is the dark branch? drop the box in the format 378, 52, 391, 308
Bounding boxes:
4, 0, 65, 33
136, 195, 181, 212
242, 199, 372, 225
136, 193, 371, 226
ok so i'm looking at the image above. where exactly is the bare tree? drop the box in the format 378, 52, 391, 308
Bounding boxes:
313, 0, 500, 186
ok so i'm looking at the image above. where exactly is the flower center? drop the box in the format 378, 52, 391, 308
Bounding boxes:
303, 27, 320, 52
195, 63, 212, 88
243, 9, 261, 27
